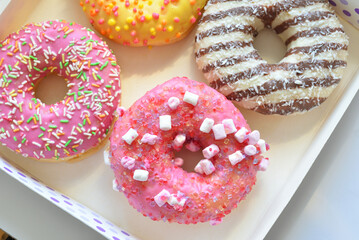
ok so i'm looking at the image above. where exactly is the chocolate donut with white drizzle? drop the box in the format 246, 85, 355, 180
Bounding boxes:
195, 0, 349, 115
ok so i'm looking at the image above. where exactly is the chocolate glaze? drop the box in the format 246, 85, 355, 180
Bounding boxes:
274, 11, 335, 34
210, 60, 346, 89
195, 41, 253, 58
202, 0, 325, 27
195, 25, 257, 41
202, 51, 261, 73
285, 27, 345, 45
285, 43, 348, 57
226, 77, 340, 102
252, 98, 327, 115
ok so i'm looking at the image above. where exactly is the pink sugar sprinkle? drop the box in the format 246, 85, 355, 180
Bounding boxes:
98, 18, 105, 24
174, 17, 179, 23
131, 21, 136, 26
133, 38, 139, 44
131, 30, 136, 36
190, 17, 196, 23
152, 13, 159, 19
125, 1, 130, 7
140, 16, 145, 22
133, 8, 137, 13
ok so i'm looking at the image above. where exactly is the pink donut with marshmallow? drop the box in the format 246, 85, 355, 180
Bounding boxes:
109, 77, 269, 224
0, 20, 121, 161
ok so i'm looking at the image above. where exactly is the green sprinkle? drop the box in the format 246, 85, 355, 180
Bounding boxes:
90, 62, 100, 66
13, 136, 17, 142
46, 145, 51, 151
65, 139, 72, 147
105, 85, 112, 89
100, 61, 108, 71
92, 132, 96, 135
8, 74, 17, 79
29, 55, 37, 60
49, 125, 57, 129
111, 62, 117, 66
73, 148, 78, 152
40, 126, 46, 131
26, 117, 33, 123
60, 119, 69, 123
8, 65, 12, 71
76, 71, 83, 79
22, 42, 27, 46
43, 67, 47, 71
83, 72, 87, 80
69, 43, 75, 47
80, 51, 86, 55
38, 133, 44, 138
68, 92, 75, 96
33, 67, 41, 72
86, 39, 95, 43
79, 86, 84, 90
59, 62, 63, 69
22, 138, 26, 144
77, 92, 82, 96
87, 105, 90, 109
34, 113, 39, 121
63, 34, 68, 39
106, 128, 109, 134
3, 76, 7, 83
83, 118, 86, 125
64, 61, 69, 67
70, 22, 74, 26
73, 94, 77, 102
7, 45, 12, 49
81, 36, 86, 40
49, 21, 53, 25
78, 123, 83, 127
1, 127, 5, 133
96, 74, 101, 80
84, 91, 92, 94
32, 98, 37, 104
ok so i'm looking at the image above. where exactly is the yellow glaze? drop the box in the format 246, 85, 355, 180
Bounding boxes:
80, 0, 207, 46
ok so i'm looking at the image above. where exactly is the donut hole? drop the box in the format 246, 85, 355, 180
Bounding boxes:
174, 146, 203, 173
34, 74, 69, 105
253, 28, 287, 64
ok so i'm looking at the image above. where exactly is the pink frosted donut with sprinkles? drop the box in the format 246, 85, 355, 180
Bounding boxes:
108, 77, 269, 224
0, 20, 121, 162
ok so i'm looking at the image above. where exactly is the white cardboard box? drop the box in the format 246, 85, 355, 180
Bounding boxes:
0, 1, 359, 240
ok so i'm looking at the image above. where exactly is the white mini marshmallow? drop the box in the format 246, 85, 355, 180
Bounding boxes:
121, 156, 135, 170
228, 150, 244, 165
202, 144, 220, 159
222, 119, 237, 134
159, 115, 171, 131
116, 106, 126, 117
133, 169, 149, 181
195, 159, 216, 175
200, 118, 214, 133
173, 134, 186, 148
154, 189, 171, 207
141, 133, 158, 145
112, 179, 120, 192
186, 141, 201, 152
122, 128, 138, 145
244, 145, 257, 156
257, 139, 267, 153
168, 195, 186, 207
103, 148, 111, 165
194, 162, 204, 174
168, 97, 180, 110
248, 130, 260, 145
183, 91, 199, 106
212, 124, 227, 140
173, 157, 184, 167
235, 127, 248, 143
258, 158, 269, 171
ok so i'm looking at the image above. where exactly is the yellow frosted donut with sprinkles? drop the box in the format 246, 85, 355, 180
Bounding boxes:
80, 0, 207, 46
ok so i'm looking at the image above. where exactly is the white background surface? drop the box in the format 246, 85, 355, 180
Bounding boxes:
0, 90, 358, 240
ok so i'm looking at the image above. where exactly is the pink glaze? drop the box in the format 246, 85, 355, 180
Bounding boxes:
0, 20, 121, 160
109, 77, 269, 224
